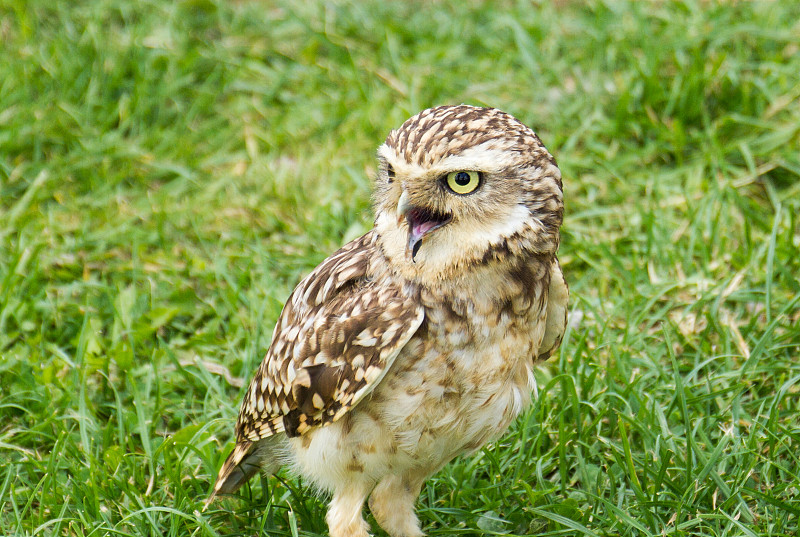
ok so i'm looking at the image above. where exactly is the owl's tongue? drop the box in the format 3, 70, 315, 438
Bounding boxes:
405, 206, 451, 262
413, 219, 440, 236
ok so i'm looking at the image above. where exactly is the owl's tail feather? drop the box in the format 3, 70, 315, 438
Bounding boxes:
204, 441, 259, 509
204, 436, 287, 510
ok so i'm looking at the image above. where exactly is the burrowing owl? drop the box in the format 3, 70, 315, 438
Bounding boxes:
209, 105, 568, 537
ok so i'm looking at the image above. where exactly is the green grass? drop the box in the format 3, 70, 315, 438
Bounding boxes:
1, 0, 799, 535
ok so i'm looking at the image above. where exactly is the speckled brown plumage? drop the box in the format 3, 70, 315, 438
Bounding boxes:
234, 232, 423, 441
209, 105, 568, 537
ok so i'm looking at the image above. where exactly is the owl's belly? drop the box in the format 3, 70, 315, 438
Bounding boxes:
371, 335, 536, 468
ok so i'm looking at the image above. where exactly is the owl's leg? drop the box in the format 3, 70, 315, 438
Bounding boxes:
326, 481, 372, 537
368, 473, 426, 537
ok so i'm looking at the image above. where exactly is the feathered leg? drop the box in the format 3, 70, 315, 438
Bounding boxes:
326, 480, 373, 537
368, 473, 426, 537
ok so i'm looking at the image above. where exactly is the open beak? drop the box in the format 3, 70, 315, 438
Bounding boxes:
396, 190, 452, 262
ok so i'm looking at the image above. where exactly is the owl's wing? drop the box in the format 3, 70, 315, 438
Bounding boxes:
538, 257, 569, 360
237, 231, 424, 441
210, 232, 422, 500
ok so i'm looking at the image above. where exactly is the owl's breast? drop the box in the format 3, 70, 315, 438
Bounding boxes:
367, 295, 545, 467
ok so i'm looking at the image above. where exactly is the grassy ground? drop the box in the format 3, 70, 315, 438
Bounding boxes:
1, 0, 799, 535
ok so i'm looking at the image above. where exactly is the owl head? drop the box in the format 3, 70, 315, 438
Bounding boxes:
372, 105, 563, 284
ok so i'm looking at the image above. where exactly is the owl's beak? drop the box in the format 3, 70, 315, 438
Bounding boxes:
396, 190, 452, 263
396, 190, 411, 222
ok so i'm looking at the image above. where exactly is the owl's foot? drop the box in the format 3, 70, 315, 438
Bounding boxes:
327, 485, 371, 537
368, 474, 425, 537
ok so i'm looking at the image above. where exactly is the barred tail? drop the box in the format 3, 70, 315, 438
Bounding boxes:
204, 441, 259, 509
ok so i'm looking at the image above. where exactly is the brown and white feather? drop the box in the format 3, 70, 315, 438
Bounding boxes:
236, 232, 423, 440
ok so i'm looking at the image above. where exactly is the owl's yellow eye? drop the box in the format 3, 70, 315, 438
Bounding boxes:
445, 171, 481, 195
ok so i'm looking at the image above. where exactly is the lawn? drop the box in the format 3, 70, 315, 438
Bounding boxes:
1, 1, 799, 536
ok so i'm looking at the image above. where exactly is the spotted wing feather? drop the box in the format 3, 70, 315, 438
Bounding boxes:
537, 258, 568, 360
236, 231, 424, 441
